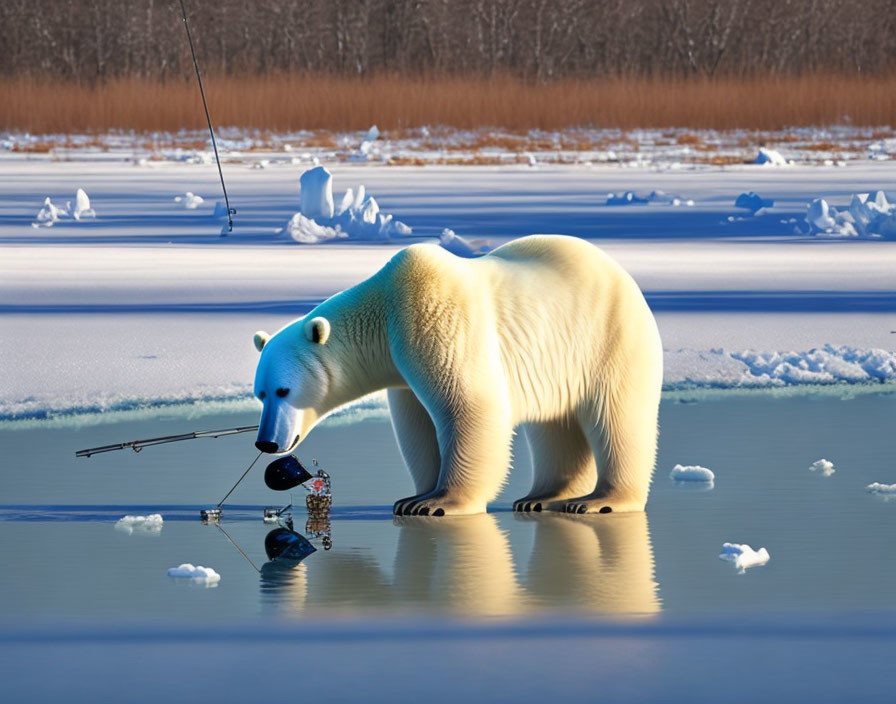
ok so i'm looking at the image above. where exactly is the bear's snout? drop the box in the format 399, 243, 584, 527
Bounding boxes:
255, 440, 280, 454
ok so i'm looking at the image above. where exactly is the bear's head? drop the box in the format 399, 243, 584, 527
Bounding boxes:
252, 315, 332, 454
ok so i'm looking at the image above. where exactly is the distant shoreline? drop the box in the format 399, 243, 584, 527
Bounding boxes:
2, 74, 896, 134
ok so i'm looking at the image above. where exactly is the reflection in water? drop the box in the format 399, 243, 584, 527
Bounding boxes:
523, 512, 660, 615
259, 512, 659, 617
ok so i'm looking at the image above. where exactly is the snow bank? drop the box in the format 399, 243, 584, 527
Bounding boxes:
804, 190, 896, 239
115, 514, 163, 535
753, 147, 788, 166
439, 229, 492, 258
866, 482, 896, 496
281, 166, 412, 243
719, 543, 770, 574
734, 191, 774, 214
670, 464, 715, 482
167, 563, 220, 585
809, 459, 835, 477
665, 345, 896, 390
174, 192, 204, 209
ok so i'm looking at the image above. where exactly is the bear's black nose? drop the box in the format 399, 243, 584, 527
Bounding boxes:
255, 441, 280, 454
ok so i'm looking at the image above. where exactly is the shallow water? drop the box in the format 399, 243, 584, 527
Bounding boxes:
1, 392, 895, 623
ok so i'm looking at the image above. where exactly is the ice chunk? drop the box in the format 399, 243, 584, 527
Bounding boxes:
115, 514, 163, 535
439, 229, 492, 258
734, 191, 774, 214
866, 482, 896, 496
300, 165, 334, 220
73, 188, 96, 220
670, 464, 715, 482
174, 192, 204, 209
807, 189, 896, 238
167, 563, 220, 585
753, 147, 788, 166
280, 212, 345, 244
32, 197, 66, 228
809, 459, 835, 477
719, 543, 770, 573
606, 191, 648, 205
283, 168, 412, 243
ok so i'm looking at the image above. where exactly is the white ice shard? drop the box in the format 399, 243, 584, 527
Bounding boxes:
73, 188, 96, 220
300, 165, 334, 220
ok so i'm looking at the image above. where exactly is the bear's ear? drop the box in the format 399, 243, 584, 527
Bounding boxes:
304, 316, 331, 345
253, 331, 270, 352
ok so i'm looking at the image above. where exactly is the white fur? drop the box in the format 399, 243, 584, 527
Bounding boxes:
253, 235, 663, 515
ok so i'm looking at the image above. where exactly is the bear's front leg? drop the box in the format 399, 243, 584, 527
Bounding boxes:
395, 392, 513, 517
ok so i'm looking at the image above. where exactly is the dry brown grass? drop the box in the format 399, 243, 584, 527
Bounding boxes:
2, 73, 896, 133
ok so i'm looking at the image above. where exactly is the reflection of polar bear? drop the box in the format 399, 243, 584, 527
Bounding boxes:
259, 514, 659, 617
253, 235, 662, 515
523, 513, 660, 615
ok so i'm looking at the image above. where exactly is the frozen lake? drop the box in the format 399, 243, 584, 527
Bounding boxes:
1, 152, 895, 700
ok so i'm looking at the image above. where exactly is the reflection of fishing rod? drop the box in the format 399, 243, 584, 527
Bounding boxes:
75, 425, 259, 458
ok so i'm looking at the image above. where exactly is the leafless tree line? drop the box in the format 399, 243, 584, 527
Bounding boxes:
3, 0, 894, 82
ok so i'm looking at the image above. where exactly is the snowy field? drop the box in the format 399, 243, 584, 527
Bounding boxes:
1, 141, 894, 423
2, 133, 896, 700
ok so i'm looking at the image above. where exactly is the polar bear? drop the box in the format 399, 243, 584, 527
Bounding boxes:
252, 235, 662, 516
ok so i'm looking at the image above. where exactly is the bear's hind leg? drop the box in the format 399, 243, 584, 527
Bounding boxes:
513, 419, 596, 513
388, 388, 441, 512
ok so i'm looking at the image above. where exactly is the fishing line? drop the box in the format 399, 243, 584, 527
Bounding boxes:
217, 451, 264, 508
177, 0, 236, 233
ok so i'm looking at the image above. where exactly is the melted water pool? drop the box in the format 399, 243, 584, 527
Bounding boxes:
1, 392, 895, 622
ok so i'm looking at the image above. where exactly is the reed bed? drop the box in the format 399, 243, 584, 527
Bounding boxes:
2, 73, 895, 134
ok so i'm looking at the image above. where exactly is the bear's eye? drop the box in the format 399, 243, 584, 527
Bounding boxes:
276, 387, 290, 398
258, 391, 266, 400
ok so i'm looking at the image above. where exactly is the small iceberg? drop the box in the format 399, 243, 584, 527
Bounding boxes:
670, 464, 715, 483
866, 482, 896, 498
808, 459, 835, 477
606, 191, 649, 206
167, 563, 220, 585
719, 542, 770, 574
115, 514, 163, 535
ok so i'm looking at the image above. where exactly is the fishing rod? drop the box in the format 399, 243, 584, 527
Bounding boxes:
178, 0, 236, 233
75, 425, 258, 458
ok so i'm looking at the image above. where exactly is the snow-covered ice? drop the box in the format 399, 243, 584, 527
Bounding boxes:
167, 563, 220, 585
670, 464, 715, 482
114, 514, 163, 535
809, 459, 836, 477
719, 543, 770, 573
